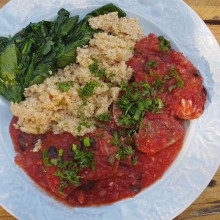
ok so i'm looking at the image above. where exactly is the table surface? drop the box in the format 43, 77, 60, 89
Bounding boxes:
0, 0, 219, 219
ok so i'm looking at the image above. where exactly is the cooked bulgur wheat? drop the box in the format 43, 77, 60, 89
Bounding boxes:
11, 12, 144, 136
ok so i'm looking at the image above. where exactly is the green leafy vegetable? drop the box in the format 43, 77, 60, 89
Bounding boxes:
88, 3, 126, 18
0, 37, 9, 54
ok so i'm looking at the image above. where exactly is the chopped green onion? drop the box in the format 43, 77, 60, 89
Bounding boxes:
157, 98, 164, 109
133, 109, 142, 121
83, 137, 91, 147
50, 158, 59, 166
72, 144, 77, 151
144, 99, 152, 108
115, 153, 120, 160
58, 149, 63, 157
137, 101, 144, 111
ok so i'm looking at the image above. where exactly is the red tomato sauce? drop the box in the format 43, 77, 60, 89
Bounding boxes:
9, 34, 206, 207
10, 116, 183, 206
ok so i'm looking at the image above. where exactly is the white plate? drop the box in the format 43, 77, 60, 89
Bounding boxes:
0, 0, 220, 219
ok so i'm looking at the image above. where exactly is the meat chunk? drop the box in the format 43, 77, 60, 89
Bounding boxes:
79, 129, 119, 181
136, 111, 185, 154
127, 33, 206, 120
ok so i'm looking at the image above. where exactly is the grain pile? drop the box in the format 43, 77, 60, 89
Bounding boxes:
11, 12, 144, 136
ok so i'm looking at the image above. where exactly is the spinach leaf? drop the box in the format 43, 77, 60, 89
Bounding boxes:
0, 43, 22, 102
0, 37, 9, 54
88, 3, 126, 18
56, 38, 90, 68
59, 16, 79, 37
0, 44, 18, 83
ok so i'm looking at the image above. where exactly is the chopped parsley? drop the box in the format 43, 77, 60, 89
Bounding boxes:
54, 162, 81, 188
36, 127, 41, 133
164, 75, 172, 80
79, 80, 99, 98
168, 85, 176, 92
111, 131, 135, 161
149, 69, 160, 78
131, 156, 138, 165
74, 149, 95, 170
164, 67, 184, 92
170, 67, 184, 88
42, 149, 51, 166
147, 61, 157, 68
89, 58, 106, 78
42, 143, 95, 194
79, 80, 100, 105
77, 121, 92, 133
111, 131, 121, 148
58, 100, 65, 106
95, 112, 110, 122
116, 146, 134, 160
116, 82, 164, 129
108, 72, 116, 78
158, 36, 171, 53
55, 81, 74, 92
152, 78, 165, 92
121, 146, 134, 155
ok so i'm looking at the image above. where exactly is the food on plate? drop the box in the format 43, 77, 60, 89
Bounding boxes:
0, 4, 126, 103
1, 4, 206, 206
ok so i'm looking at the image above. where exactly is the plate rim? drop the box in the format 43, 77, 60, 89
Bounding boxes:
0, 0, 220, 220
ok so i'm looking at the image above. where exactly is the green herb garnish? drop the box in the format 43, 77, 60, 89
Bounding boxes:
147, 61, 157, 68
83, 137, 91, 147
95, 112, 110, 122
36, 127, 41, 133
131, 156, 138, 165
79, 80, 99, 98
168, 85, 176, 92
89, 58, 106, 78
42, 149, 51, 166
158, 36, 171, 53
55, 81, 74, 92
170, 67, 184, 88
72, 144, 77, 151
77, 121, 92, 133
